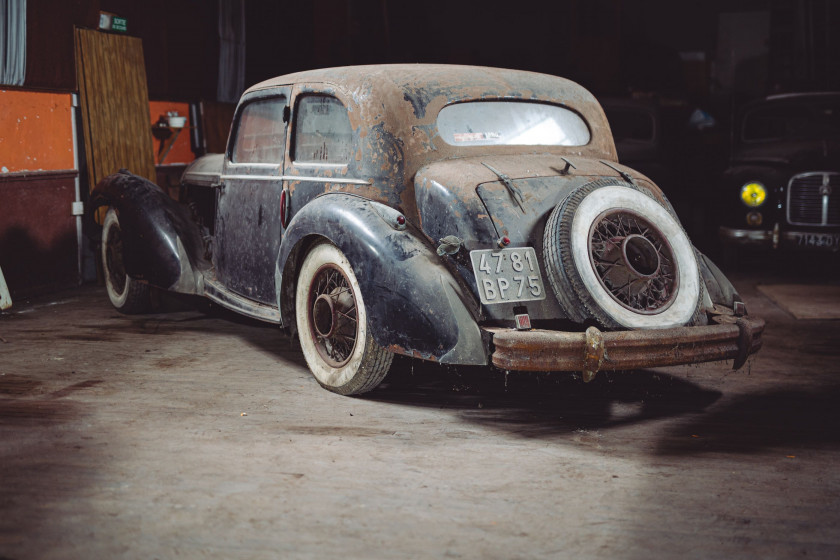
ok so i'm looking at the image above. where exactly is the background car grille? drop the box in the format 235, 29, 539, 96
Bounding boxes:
787, 172, 840, 226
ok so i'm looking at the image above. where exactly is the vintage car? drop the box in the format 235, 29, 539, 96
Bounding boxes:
601, 97, 727, 249
719, 92, 840, 254
90, 64, 764, 395
0, 265, 11, 310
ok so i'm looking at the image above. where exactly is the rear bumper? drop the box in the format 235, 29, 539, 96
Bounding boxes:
486, 316, 764, 376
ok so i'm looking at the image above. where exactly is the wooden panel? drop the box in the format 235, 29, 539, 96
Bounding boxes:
75, 27, 156, 193
200, 100, 236, 154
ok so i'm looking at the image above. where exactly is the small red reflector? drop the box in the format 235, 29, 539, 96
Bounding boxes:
514, 313, 531, 330
397, 215, 406, 225
499, 236, 511, 247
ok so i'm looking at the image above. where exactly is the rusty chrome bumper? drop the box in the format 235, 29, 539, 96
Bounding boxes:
485, 316, 764, 378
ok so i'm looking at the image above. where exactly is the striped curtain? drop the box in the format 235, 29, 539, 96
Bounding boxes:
0, 0, 26, 86
217, 0, 245, 103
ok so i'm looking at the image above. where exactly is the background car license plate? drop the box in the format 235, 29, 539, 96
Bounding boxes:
470, 247, 546, 305
794, 232, 840, 249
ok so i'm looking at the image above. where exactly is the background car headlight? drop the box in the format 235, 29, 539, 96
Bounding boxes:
741, 182, 766, 207
746, 211, 763, 226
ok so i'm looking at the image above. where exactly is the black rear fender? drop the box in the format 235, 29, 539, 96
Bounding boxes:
89, 170, 207, 293
277, 193, 487, 365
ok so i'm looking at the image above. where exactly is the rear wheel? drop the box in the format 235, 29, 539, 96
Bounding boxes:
543, 180, 703, 329
295, 241, 393, 395
102, 208, 151, 314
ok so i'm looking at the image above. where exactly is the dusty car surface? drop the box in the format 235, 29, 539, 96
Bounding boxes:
719, 92, 840, 254
90, 64, 764, 395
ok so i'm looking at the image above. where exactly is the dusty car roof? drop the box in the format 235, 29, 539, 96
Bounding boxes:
247, 64, 601, 116
246, 64, 616, 163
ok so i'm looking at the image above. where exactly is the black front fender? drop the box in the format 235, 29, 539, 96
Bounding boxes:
277, 193, 487, 365
89, 170, 207, 292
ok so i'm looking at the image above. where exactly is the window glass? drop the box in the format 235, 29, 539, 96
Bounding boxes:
231, 97, 287, 164
293, 96, 353, 163
743, 98, 840, 142
437, 101, 590, 147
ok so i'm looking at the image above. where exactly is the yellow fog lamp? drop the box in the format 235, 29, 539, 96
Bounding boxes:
740, 182, 766, 207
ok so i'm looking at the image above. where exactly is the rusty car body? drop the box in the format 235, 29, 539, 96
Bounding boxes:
90, 64, 763, 395
719, 92, 840, 254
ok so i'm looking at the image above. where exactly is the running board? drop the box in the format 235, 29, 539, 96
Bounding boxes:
203, 279, 282, 324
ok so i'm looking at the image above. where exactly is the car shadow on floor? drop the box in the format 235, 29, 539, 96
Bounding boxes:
368, 358, 723, 437
653, 383, 840, 455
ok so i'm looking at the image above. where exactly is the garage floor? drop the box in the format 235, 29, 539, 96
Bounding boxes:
1, 261, 839, 559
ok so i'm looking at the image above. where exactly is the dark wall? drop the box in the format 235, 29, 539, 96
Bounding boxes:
25, 0, 217, 99
22, 0, 840, 102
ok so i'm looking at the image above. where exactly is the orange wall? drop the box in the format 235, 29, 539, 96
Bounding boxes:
0, 90, 75, 173
149, 100, 195, 165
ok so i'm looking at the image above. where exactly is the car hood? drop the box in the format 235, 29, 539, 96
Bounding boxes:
733, 138, 840, 169
413, 154, 660, 250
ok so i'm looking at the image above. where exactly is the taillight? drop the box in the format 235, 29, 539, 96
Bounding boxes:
280, 188, 290, 228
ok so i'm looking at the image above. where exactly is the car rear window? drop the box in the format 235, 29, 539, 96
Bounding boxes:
437, 101, 590, 147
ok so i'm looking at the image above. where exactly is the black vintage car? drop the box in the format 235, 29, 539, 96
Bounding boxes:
91, 65, 763, 395
719, 92, 840, 254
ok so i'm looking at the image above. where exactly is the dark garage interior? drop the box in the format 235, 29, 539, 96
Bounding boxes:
2, 1, 840, 558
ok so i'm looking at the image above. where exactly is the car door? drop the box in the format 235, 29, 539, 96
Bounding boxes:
215, 89, 291, 304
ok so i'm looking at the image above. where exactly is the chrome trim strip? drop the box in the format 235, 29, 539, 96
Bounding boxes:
226, 163, 281, 169
204, 278, 282, 324
282, 175, 371, 185
292, 162, 349, 170
221, 174, 371, 185
221, 175, 280, 181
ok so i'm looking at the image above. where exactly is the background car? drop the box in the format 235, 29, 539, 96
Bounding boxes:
718, 92, 840, 259
90, 65, 763, 395
602, 96, 728, 252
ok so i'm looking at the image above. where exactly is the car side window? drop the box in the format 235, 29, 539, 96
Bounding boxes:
231, 97, 287, 164
293, 95, 352, 164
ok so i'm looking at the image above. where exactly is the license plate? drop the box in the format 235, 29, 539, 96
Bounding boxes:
794, 232, 840, 249
470, 247, 547, 305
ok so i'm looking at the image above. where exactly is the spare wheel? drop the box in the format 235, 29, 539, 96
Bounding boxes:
543, 179, 703, 329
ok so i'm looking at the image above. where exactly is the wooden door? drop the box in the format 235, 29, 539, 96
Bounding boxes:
75, 28, 156, 193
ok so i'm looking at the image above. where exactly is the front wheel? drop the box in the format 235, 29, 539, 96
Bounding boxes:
295, 241, 393, 395
102, 208, 151, 314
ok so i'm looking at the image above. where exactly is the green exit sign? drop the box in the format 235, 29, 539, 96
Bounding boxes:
111, 16, 127, 32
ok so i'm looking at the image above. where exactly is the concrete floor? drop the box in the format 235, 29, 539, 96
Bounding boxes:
1, 262, 839, 559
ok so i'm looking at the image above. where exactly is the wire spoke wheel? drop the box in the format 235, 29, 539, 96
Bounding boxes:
295, 241, 393, 395
308, 265, 358, 367
543, 180, 703, 329
589, 210, 678, 314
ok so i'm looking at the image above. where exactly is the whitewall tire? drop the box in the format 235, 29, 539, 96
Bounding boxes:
295, 241, 393, 395
102, 208, 151, 314
543, 181, 703, 329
